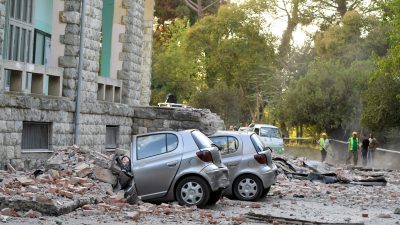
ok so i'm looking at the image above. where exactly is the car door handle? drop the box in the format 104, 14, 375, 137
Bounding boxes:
166, 161, 179, 167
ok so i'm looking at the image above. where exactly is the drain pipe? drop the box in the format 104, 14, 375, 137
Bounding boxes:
74, 0, 87, 145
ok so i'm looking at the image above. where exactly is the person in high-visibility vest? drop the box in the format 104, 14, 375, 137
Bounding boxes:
319, 133, 330, 162
346, 131, 359, 165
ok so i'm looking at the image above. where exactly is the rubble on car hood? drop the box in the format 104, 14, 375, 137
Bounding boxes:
0, 146, 136, 216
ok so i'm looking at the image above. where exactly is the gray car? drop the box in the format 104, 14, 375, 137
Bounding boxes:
209, 131, 278, 201
130, 129, 230, 208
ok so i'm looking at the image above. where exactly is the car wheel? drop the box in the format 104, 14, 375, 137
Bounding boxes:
260, 187, 271, 199
176, 176, 210, 208
233, 174, 263, 201
207, 190, 222, 205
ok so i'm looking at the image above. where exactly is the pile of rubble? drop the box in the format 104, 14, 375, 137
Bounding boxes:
272, 155, 400, 210
0, 146, 137, 220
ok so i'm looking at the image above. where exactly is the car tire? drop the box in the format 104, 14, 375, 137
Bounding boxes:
207, 190, 222, 205
176, 176, 210, 208
233, 174, 263, 201
260, 187, 271, 199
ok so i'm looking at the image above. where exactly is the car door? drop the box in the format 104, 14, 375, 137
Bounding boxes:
131, 132, 183, 199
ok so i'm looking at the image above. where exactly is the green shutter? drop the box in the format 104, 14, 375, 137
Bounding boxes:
34, 0, 53, 34
100, 0, 114, 77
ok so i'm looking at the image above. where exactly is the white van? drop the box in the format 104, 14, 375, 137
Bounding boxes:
251, 124, 284, 154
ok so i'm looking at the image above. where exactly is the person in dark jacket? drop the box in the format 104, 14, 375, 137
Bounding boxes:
361, 134, 369, 166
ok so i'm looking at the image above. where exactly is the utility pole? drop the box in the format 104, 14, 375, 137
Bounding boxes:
74, 0, 87, 146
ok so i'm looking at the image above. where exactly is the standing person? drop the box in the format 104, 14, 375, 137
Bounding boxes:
368, 134, 378, 166
319, 133, 330, 162
361, 134, 370, 166
346, 132, 359, 165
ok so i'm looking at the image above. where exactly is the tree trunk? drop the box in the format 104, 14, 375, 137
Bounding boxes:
335, 0, 348, 18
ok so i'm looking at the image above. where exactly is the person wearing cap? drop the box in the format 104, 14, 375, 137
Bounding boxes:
319, 133, 330, 162
346, 131, 359, 165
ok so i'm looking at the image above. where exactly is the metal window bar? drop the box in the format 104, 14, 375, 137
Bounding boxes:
21, 122, 50, 150
106, 126, 119, 149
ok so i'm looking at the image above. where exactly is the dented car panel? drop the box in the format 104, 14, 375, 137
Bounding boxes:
209, 131, 278, 201
130, 130, 229, 207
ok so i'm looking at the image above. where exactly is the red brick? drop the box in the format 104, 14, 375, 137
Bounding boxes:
59, 190, 74, 199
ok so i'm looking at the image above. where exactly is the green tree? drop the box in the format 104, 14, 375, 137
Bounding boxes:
186, 4, 280, 121
277, 60, 372, 132
362, 0, 400, 131
151, 19, 202, 105
315, 11, 388, 65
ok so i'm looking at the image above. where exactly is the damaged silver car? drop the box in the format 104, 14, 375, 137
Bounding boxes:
209, 131, 278, 201
130, 130, 229, 208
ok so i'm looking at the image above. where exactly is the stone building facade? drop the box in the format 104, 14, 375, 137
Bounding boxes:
0, 0, 224, 169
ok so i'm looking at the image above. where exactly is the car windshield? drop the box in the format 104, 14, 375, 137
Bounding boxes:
250, 134, 265, 153
260, 127, 281, 138
191, 130, 213, 149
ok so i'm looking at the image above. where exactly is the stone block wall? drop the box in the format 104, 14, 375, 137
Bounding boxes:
0, 0, 226, 170
0, 94, 75, 169
0, 0, 6, 91
133, 107, 225, 135
139, 19, 153, 106
118, 0, 144, 106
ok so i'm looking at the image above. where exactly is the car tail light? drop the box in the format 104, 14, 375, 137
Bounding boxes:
196, 150, 213, 162
254, 154, 267, 164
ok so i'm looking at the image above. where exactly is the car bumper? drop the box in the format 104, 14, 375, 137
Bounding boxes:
201, 164, 230, 191
259, 163, 278, 188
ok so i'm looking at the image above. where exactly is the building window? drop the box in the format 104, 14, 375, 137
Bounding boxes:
106, 125, 119, 149
33, 30, 51, 65
21, 122, 51, 150
5, 0, 34, 62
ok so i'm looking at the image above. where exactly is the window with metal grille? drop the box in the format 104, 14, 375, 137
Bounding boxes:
106, 126, 119, 149
21, 122, 50, 150
5, 0, 34, 63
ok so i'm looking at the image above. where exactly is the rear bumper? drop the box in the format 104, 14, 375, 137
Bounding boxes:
201, 164, 230, 191
259, 163, 278, 188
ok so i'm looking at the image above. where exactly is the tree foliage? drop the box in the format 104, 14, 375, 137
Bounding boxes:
186, 4, 280, 121
362, 0, 400, 131
277, 60, 371, 132
151, 19, 202, 104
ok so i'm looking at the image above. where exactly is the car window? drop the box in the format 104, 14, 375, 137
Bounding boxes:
210, 136, 239, 155
250, 134, 264, 153
228, 137, 239, 153
137, 133, 178, 159
210, 136, 228, 154
166, 134, 178, 152
260, 127, 281, 138
191, 130, 212, 149
254, 128, 260, 135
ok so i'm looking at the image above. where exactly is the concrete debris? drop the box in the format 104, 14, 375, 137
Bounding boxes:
0, 146, 137, 216
246, 212, 365, 225
273, 157, 387, 185
377, 213, 392, 218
